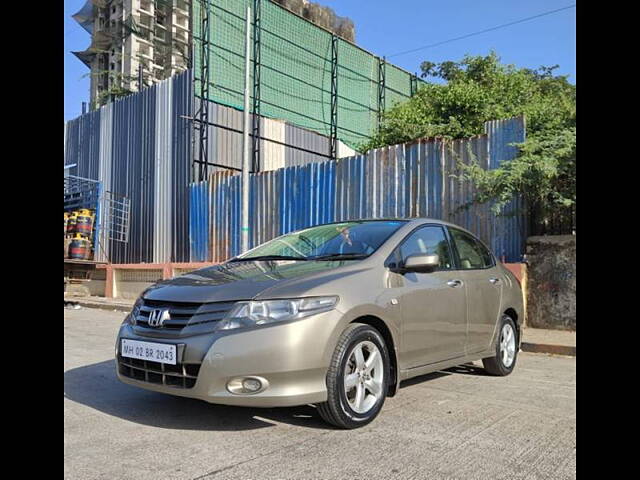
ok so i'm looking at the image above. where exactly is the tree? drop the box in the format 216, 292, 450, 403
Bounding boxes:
458, 127, 576, 234
364, 52, 576, 234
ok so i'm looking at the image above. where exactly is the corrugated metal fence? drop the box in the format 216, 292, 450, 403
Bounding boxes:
190, 117, 527, 263
64, 69, 356, 263
64, 71, 193, 263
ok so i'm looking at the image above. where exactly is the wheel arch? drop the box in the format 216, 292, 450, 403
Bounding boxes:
503, 307, 521, 345
349, 315, 400, 397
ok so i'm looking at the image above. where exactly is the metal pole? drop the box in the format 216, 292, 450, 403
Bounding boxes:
241, 5, 252, 253
252, 0, 262, 172
138, 63, 144, 90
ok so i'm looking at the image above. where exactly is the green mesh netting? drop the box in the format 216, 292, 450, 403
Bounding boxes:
193, 0, 419, 149
261, 1, 333, 136
336, 39, 378, 147
385, 63, 413, 110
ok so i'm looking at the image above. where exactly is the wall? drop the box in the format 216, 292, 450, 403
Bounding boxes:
194, 99, 356, 172
65, 70, 193, 264
525, 235, 576, 330
64, 69, 356, 264
190, 116, 527, 263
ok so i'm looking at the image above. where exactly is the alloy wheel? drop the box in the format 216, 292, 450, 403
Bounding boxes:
343, 340, 384, 414
500, 323, 516, 368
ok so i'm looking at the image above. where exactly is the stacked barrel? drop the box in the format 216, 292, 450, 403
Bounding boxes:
64, 209, 95, 260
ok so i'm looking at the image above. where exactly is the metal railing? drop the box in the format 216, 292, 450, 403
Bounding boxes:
98, 190, 131, 244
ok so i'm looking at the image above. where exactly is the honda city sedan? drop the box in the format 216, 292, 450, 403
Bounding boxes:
116, 218, 523, 428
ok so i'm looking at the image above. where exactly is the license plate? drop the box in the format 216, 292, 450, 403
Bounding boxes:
121, 339, 177, 365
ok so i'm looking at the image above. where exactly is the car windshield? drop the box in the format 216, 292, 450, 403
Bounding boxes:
234, 221, 406, 261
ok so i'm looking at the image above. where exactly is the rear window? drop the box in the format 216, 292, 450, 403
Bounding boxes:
449, 228, 494, 269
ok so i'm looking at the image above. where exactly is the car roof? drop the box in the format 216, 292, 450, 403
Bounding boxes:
328, 217, 458, 228
295, 218, 476, 238
319, 218, 478, 237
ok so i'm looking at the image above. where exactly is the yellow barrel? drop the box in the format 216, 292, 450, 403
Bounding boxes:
69, 233, 91, 259
67, 211, 78, 235
76, 208, 94, 238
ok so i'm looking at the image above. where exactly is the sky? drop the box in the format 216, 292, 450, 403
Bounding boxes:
63, 0, 576, 121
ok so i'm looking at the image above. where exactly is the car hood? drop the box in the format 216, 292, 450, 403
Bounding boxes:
142, 260, 362, 303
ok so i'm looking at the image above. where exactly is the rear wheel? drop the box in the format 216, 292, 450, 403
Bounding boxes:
316, 323, 390, 429
482, 315, 518, 376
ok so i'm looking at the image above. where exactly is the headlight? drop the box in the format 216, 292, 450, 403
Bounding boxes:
123, 297, 143, 326
217, 296, 338, 331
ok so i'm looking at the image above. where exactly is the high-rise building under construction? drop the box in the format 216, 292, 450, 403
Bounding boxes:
72, 0, 192, 109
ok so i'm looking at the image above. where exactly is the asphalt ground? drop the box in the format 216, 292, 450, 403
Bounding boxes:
64, 307, 576, 480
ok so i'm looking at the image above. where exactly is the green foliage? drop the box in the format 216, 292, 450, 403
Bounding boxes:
457, 127, 576, 217
83, 69, 136, 109
366, 52, 575, 149
364, 52, 576, 232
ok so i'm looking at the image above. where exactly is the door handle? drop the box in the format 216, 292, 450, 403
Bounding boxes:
447, 279, 463, 288
489, 277, 501, 284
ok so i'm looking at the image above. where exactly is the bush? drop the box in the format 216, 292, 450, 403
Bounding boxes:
364, 52, 576, 233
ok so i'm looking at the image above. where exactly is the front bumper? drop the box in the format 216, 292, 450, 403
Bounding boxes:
115, 309, 343, 407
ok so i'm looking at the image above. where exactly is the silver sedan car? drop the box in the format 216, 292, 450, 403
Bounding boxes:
116, 219, 523, 428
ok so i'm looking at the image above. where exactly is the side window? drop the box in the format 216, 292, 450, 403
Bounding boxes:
449, 229, 494, 269
398, 226, 453, 270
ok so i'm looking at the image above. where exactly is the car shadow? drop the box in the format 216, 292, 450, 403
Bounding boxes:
399, 362, 489, 389
64, 359, 333, 431
444, 362, 490, 376
65, 360, 489, 432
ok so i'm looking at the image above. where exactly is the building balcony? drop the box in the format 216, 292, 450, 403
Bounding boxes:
172, 29, 188, 44
173, 19, 189, 32
173, 0, 190, 14
137, 48, 154, 62
139, 0, 154, 15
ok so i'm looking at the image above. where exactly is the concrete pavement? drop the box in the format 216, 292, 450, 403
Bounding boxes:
64, 308, 575, 480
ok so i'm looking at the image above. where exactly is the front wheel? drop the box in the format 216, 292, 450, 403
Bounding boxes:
316, 323, 390, 429
482, 315, 519, 376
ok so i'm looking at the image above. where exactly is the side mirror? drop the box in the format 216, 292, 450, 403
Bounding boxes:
403, 254, 440, 273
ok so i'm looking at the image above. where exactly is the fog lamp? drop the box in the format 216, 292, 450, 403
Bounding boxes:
242, 378, 262, 392
226, 376, 269, 395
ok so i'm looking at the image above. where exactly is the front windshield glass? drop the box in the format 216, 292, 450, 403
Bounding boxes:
236, 221, 406, 260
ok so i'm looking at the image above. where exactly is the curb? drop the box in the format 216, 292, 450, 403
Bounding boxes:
66, 299, 133, 313
521, 342, 575, 357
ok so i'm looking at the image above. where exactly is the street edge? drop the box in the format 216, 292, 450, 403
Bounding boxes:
521, 342, 576, 357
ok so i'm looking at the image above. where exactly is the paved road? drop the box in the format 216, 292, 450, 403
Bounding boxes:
64, 308, 576, 480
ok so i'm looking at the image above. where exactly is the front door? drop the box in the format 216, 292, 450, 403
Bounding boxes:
394, 226, 467, 368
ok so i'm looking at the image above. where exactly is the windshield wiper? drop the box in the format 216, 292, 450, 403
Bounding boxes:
229, 255, 308, 262
308, 253, 369, 261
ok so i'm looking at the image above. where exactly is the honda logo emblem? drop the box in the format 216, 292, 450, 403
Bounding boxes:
148, 309, 170, 327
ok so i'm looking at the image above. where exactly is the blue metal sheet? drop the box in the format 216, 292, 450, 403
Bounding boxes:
189, 181, 209, 262
191, 116, 527, 263
67, 76, 526, 265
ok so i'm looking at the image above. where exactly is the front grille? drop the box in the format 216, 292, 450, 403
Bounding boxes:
135, 299, 236, 330
118, 355, 201, 389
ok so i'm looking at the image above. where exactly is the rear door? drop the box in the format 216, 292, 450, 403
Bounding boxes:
448, 228, 503, 355
392, 225, 467, 368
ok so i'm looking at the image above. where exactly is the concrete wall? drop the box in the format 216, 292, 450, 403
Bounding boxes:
525, 235, 576, 330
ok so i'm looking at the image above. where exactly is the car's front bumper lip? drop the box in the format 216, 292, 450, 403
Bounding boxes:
115, 309, 343, 407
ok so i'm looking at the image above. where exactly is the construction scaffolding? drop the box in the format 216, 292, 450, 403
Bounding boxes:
192, 0, 423, 166
72, 0, 192, 109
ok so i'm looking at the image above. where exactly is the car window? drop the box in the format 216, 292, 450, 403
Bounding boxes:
449, 229, 493, 269
398, 226, 453, 270
238, 221, 406, 260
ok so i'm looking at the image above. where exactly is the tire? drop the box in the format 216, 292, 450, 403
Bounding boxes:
316, 323, 390, 429
482, 314, 519, 376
